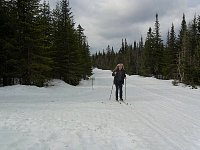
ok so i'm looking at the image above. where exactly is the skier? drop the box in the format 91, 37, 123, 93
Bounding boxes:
112, 63, 126, 101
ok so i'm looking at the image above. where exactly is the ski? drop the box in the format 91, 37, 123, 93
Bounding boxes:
116, 100, 121, 104
120, 100, 128, 105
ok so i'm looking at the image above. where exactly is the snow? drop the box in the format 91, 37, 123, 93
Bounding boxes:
0, 68, 200, 150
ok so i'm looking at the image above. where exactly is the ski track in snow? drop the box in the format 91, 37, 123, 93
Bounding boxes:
0, 68, 200, 150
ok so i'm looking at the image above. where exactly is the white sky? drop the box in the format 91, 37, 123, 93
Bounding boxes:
47, 0, 200, 53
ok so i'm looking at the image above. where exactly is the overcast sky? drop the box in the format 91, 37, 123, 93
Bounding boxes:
47, 0, 200, 54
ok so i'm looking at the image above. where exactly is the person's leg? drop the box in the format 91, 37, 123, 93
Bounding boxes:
119, 84, 123, 100
115, 84, 119, 100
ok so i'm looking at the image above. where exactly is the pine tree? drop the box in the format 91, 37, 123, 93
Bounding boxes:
138, 36, 144, 75
187, 16, 199, 86
163, 23, 177, 79
143, 27, 154, 76
153, 13, 164, 77
93, 13, 200, 87
124, 38, 132, 74
106, 45, 111, 69
128, 42, 135, 74
82, 41, 92, 78
110, 47, 116, 69
118, 39, 126, 64
76, 24, 92, 79
0, 0, 19, 86
0, 0, 92, 87
15, 0, 45, 85
32, 0, 54, 86
52, 0, 84, 85
196, 15, 200, 85
177, 14, 189, 83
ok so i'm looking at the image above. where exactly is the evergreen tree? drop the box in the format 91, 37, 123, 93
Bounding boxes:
128, 41, 136, 74
187, 16, 199, 86
52, 0, 87, 85
32, 0, 54, 86
77, 24, 92, 79
153, 13, 164, 76
16, 0, 46, 85
106, 45, 112, 69
0, 0, 92, 87
93, 13, 200, 87
177, 14, 189, 83
197, 16, 200, 85
118, 39, 126, 64
110, 47, 117, 69
82, 41, 92, 78
124, 38, 131, 73
138, 36, 144, 75
163, 23, 177, 79
125, 41, 135, 74
0, 0, 19, 86
142, 27, 154, 76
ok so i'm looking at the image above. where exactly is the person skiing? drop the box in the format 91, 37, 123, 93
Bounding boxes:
112, 63, 126, 101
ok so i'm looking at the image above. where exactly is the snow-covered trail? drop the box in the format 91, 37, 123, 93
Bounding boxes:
0, 68, 200, 150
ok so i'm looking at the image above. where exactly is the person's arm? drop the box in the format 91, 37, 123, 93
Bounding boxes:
112, 67, 118, 76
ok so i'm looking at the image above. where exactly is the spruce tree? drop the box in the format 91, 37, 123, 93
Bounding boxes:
177, 14, 188, 83
32, 0, 54, 86
52, 0, 83, 85
0, 0, 19, 86
138, 36, 144, 75
15, 0, 45, 85
143, 27, 154, 76
76, 24, 92, 79
197, 16, 200, 85
153, 13, 164, 76
163, 23, 177, 79
93, 13, 200, 87
187, 16, 199, 86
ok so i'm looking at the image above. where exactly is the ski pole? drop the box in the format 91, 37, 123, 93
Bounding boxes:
109, 82, 114, 100
125, 78, 126, 100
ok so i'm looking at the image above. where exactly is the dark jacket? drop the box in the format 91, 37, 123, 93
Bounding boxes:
112, 69, 126, 85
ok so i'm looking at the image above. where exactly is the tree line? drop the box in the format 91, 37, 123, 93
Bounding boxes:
92, 14, 200, 88
0, 0, 92, 87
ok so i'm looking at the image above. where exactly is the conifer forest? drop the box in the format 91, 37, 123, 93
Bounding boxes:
0, 0, 92, 86
93, 14, 200, 88
1, 0, 200, 88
